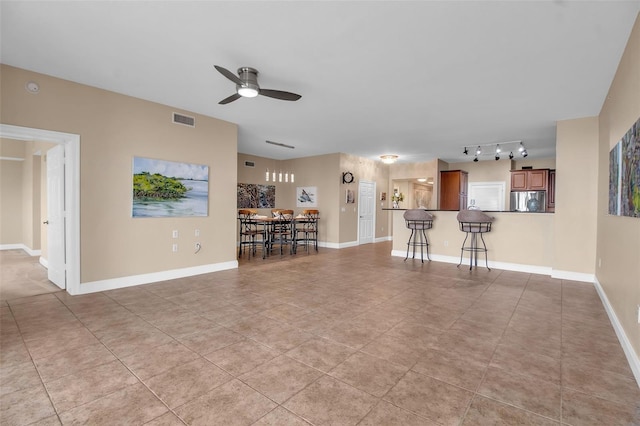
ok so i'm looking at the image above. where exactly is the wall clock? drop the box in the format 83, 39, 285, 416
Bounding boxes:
342, 172, 354, 184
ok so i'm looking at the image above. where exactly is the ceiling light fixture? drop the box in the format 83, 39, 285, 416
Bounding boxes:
380, 154, 399, 164
495, 154, 500, 161
521, 149, 528, 158
473, 156, 479, 162
518, 142, 525, 152
509, 151, 514, 160
463, 147, 468, 155
495, 144, 501, 153
476, 146, 482, 155
237, 85, 259, 98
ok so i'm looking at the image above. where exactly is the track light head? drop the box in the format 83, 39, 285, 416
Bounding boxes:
496, 144, 501, 153
518, 142, 525, 152
476, 146, 482, 155
463, 147, 468, 155
473, 156, 479, 162
522, 149, 528, 158
495, 154, 500, 161
509, 151, 514, 160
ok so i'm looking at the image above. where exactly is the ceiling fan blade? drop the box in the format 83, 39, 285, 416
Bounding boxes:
219, 93, 241, 105
259, 89, 302, 101
214, 65, 242, 85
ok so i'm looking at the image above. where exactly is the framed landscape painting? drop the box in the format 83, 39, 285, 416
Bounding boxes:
132, 157, 209, 218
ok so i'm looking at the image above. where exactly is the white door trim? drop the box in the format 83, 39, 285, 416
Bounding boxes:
0, 124, 80, 295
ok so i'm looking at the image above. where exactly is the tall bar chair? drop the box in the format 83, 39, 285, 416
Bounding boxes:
457, 209, 494, 270
403, 209, 434, 263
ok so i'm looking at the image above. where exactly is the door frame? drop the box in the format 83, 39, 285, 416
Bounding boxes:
1, 124, 80, 295
357, 180, 376, 245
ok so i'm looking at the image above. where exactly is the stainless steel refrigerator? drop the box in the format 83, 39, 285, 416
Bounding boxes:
510, 191, 546, 212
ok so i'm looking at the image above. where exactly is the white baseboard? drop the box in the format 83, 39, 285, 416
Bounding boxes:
593, 278, 640, 388
39, 256, 48, 268
0, 244, 41, 256
551, 269, 595, 283
375, 236, 393, 243
73, 261, 238, 295
391, 250, 553, 276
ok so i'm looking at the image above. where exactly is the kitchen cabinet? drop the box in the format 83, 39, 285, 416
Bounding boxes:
440, 170, 468, 210
510, 169, 549, 191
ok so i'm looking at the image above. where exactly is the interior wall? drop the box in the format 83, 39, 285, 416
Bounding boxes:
237, 152, 341, 244
340, 153, 389, 242
596, 13, 640, 358
513, 157, 556, 170
0, 139, 25, 245
1, 64, 238, 283
555, 117, 599, 275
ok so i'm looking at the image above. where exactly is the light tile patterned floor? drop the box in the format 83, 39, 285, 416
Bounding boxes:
1, 243, 639, 425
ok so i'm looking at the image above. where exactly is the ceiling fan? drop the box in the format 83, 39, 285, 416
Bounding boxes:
214, 65, 302, 105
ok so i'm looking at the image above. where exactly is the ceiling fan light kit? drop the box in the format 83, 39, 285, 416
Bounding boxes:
215, 65, 301, 104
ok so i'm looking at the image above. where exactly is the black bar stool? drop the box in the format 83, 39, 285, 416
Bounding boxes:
456, 209, 494, 270
403, 209, 434, 263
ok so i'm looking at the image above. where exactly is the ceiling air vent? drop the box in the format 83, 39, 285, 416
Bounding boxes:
172, 112, 195, 127
244, 161, 255, 168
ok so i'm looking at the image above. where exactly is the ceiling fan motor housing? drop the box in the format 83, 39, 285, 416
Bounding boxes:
237, 67, 259, 92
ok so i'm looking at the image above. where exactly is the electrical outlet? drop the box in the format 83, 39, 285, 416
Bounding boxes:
172, 230, 179, 238
195, 229, 200, 237
444, 240, 449, 247
172, 243, 178, 252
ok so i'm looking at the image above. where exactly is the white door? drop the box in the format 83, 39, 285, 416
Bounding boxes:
358, 181, 376, 244
46, 144, 66, 289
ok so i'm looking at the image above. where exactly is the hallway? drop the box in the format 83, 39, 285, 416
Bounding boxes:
0, 250, 60, 302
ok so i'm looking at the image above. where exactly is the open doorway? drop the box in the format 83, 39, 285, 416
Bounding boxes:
0, 124, 80, 295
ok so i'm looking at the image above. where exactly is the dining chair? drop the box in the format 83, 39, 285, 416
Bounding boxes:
294, 209, 319, 253
237, 209, 266, 259
270, 209, 295, 255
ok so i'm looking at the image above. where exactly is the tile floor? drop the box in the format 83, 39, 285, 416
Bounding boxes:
1, 243, 639, 425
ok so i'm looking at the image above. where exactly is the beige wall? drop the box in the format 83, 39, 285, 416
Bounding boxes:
555, 117, 599, 275
0, 139, 25, 244
1, 65, 238, 283
596, 14, 640, 358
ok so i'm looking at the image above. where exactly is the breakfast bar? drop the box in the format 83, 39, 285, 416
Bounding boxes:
389, 209, 555, 273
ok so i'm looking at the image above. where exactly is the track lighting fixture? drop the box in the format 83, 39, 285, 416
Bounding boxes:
462, 141, 527, 162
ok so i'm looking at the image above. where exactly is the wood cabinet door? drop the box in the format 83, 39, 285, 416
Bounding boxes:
528, 170, 548, 190
440, 171, 467, 210
511, 171, 527, 190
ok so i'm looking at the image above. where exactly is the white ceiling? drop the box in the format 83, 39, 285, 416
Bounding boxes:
1, 1, 639, 164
